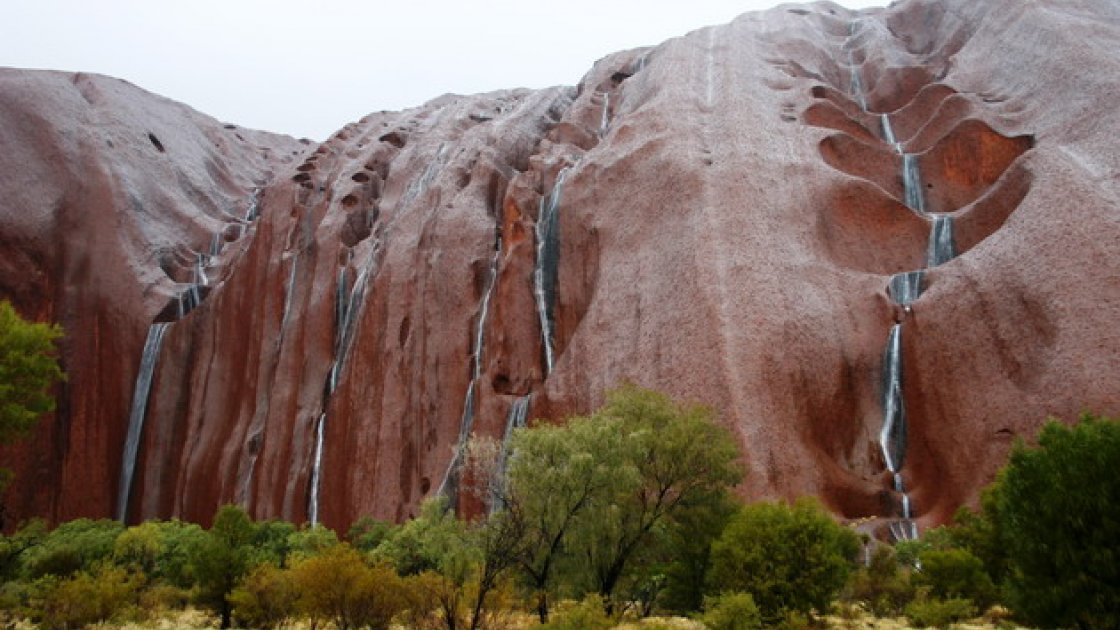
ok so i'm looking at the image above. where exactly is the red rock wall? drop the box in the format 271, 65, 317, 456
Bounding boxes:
2, 0, 1119, 533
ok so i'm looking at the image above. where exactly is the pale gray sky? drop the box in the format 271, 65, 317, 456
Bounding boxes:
3, 0, 883, 140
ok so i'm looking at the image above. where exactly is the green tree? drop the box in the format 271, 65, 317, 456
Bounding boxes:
698, 592, 762, 630
374, 498, 475, 630
292, 544, 407, 630
568, 385, 743, 611
229, 562, 298, 629
912, 547, 996, 610
29, 564, 142, 630
347, 516, 395, 553
21, 518, 123, 579
0, 300, 63, 496
987, 414, 1120, 629
190, 505, 259, 628
499, 414, 622, 622
706, 498, 859, 624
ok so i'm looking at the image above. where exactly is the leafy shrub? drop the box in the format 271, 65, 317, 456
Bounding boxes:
913, 548, 996, 609
988, 415, 1120, 629
706, 498, 860, 623
843, 546, 914, 616
904, 591, 976, 629
292, 544, 407, 630
229, 563, 298, 629
539, 595, 615, 630
697, 592, 762, 630
22, 519, 123, 578
29, 564, 142, 629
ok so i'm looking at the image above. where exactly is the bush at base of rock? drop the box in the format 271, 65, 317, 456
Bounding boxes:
697, 592, 762, 630
903, 591, 977, 629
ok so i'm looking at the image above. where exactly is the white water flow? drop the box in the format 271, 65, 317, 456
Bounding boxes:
846, 22, 868, 112
928, 215, 956, 267
534, 167, 570, 376
888, 271, 925, 305
195, 254, 209, 286
281, 256, 299, 329
437, 238, 503, 502
490, 395, 531, 512
879, 325, 906, 475
880, 324, 918, 539
307, 413, 327, 526
903, 154, 925, 213
599, 92, 611, 137
880, 114, 903, 154
209, 233, 222, 258
116, 322, 171, 522
307, 265, 371, 525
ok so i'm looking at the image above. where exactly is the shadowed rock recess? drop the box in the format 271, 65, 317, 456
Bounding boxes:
1, 0, 1118, 534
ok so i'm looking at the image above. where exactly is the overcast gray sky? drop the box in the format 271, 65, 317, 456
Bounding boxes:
3, 0, 883, 140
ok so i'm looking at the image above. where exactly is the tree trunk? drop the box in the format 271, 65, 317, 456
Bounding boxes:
536, 590, 550, 624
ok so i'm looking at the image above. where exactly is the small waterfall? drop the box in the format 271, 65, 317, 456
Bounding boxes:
490, 395, 531, 512
880, 325, 919, 540
534, 167, 570, 375
195, 253, 209, 287
209, 233, 222, 258
437, 238, 503, 503
307, 264, 372, 525
328, 265, 371, 392
176, 285, 202, 319
599, 92, 611, 137
880, 114, 903, 154
888, 271, 925, 305
903, 154, 925, 213
116, 322, 170, 522
927, 215, 956, 267
281, 255, 299, 329
879, 324, 906, 474
307, 412, 327, 526
847, 50, 868, 112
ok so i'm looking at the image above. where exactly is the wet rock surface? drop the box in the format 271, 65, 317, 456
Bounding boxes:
1, 0, 1118, 532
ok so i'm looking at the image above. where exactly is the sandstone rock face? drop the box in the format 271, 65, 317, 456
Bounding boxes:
2, 0, 1118, 534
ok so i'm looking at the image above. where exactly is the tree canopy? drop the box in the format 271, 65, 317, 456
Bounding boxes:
0, 300, 63, 494
987, 414, 1120, 629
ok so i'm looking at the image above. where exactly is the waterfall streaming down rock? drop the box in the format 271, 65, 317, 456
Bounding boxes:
307, 412, 327, 526
209, 233, 222, 258
879, 324, 919, 540
308, 264, 372, 525
328, 266, 371, 395
438, 237, 504, 503
847, 51, 868, 112
903, 154, 925, 213
195, 253, 209, 287
600, 92, 610, 137
281, 255, 298, 329
116, 322, 171, 522
879, 324, 906, 474
888, 271, 925, 305
880, 114, 903, 153
490, 395, 531, 512
176, 285, 201, 319
928, 215, 956, 266
534, 167, 570, 375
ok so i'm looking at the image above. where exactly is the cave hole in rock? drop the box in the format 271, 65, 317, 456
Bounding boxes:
147, 133, 165, 152
379, 131, 407, 148
351, 172, 371, 183
340, 194, 359, 209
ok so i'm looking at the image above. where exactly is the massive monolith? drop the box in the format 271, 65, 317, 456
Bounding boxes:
1, 0, 1118, 537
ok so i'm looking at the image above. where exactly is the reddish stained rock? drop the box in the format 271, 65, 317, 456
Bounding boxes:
2, 0, 1120, 534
